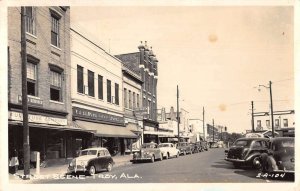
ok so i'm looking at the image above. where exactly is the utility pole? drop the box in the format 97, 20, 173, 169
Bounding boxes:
269, 81, 275, 138
21, 6, 30, 179
212, 119, 214, 143
202, 107, 205, 141
177, 85, 180, 144
251, 101, 255, 132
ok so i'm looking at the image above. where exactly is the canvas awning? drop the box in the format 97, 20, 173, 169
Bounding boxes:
75, 120, 138, 138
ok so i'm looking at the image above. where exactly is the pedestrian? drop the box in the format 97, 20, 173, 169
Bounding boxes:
9, 149, 19, 174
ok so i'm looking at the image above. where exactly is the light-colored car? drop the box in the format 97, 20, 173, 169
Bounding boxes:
67, 147, 114, 175
158, 143, 180, 159
131, 143, 163, 163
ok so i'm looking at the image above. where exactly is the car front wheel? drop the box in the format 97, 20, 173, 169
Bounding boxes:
106, 163, 112, 172
89, 165, 96, 175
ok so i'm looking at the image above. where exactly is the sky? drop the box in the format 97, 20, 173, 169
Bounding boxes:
71, 6, 294, 133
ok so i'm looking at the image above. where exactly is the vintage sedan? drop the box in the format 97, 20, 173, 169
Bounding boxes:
67, 147, 114, 175
260, 137, 294, 174
225, 137, 269, 168
131, 143, 163, 163
177, 142, 193, 155
158, 143, 180, 159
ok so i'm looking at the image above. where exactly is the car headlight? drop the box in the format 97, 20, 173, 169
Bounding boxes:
144, 152, 150, 155
79, 161, 88, 166
69, 159, 76, 167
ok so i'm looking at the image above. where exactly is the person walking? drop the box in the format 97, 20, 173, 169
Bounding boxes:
9, 149, 19, 174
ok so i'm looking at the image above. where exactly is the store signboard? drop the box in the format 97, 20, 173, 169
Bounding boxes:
8, 111, 67, 126
18, 95, 43, 107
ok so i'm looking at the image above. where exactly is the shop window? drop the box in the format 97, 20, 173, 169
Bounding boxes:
98, 75, 103, 100
27, 61, 37, 96
51, 14, 60, 47
25, 7, 36, 35
50, 70, 62, 101
88, 70, 94, 97
107, 79, 111, 103
115, 83, 119, 105
77, 65, 84, 93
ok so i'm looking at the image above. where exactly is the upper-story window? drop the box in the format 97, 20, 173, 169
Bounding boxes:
50, 70, 62, 102
128, 90, 132, 109
137, 94, 140, 108
98, 75, 103, 100
133, 92, 136, 109
51, 14, 60, 47
77, 65, 84, 94
115, 83, 119, 105
25, 7, 36, 35
88, 70, 94, 97
107, 79, 111, 103
283, 119, 288, 127
27, 61, 37, 96
124, 88, 127, 108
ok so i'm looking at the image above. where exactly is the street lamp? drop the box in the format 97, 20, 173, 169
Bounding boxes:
258, 81, 275, 138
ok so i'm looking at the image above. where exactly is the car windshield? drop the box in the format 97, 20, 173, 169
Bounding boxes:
158, 144, 170, 148
233, 140, 251, 147
79, 150, 97, 156
142, 144, 156, 149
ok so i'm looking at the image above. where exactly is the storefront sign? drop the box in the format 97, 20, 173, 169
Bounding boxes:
73, 107, 124, 125
134, 107, 148, 115
8, 111, 67, 126
18, 95, 43, 107
125, 118, 137, 124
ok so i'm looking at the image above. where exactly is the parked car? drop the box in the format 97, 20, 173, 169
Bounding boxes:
131, 143, 163, 163
225, 137, 269, 168
177, 142, 193, 155
260, 137, 294, 174
200, 141, 208, 151
158, 143, 180, 159
67, 147, 114, 175
190, 142, 200, 153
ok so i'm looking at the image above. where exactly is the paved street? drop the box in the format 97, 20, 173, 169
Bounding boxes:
25, 148, 292, 184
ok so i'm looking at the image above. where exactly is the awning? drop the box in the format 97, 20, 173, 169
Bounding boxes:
8, 121, 91, 132
75, 120, 138, 138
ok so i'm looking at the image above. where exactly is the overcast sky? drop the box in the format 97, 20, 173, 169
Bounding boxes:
71, 6, 294, 133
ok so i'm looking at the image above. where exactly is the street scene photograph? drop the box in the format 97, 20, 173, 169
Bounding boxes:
0, 1, 299, 191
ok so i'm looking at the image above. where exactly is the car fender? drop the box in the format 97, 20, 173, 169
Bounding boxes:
245, 153, 263, 162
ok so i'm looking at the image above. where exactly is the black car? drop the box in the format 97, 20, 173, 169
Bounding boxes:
225, 138, 269, 168
260, 137, 294, 174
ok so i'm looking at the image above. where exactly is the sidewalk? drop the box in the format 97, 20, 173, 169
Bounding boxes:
9, 154, 133, 183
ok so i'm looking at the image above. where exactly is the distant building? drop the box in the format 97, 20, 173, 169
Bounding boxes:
189, 119, 207, 141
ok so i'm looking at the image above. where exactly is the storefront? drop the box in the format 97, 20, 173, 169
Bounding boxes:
73, 107, 138, 156
8, 110, 92, 168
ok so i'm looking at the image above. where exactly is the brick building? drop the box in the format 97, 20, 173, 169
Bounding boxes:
116, 41, 159, 143
8, 7, 91, 163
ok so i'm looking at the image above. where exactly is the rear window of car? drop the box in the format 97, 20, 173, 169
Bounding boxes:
233, 140, 251, 147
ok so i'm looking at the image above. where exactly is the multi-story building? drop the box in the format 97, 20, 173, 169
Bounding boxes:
189, 119, 207, 141
157, 107, 177, 143
8, 7, 91, 161
116, 41, 159, 143
114, 52, 144, 150
70, 29, 138, 155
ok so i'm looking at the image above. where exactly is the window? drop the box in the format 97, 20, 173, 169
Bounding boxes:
115, 83, 119, 105
27, 62, 37, 96
137, 94, 140, 108
124, 88, 127, 108
88, 70, 94, 97
133, 92, 136, 109
275, 119, 279, 127
266, 120, 270, 128
128, 90, 132, 109
107, 79, 111, 103
98, 75, 103, 100
25, 7, 36, 35
51, 15, 60, 47
283, 119, 288, 127
257, 120, 261, 128
50, 70, 62, 101
77, 65, 84, 94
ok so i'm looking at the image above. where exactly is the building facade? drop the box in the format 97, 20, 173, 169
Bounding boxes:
8, 7, 91, 162
189, 119, 207, 141
116, 41, 159, 143
70, 29, 137, 156
115, 52, 144, 151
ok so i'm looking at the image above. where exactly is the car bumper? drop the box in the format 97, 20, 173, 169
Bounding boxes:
67, 165, 87, 173
131, 156, 153, 162
225, 157, 246, 163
